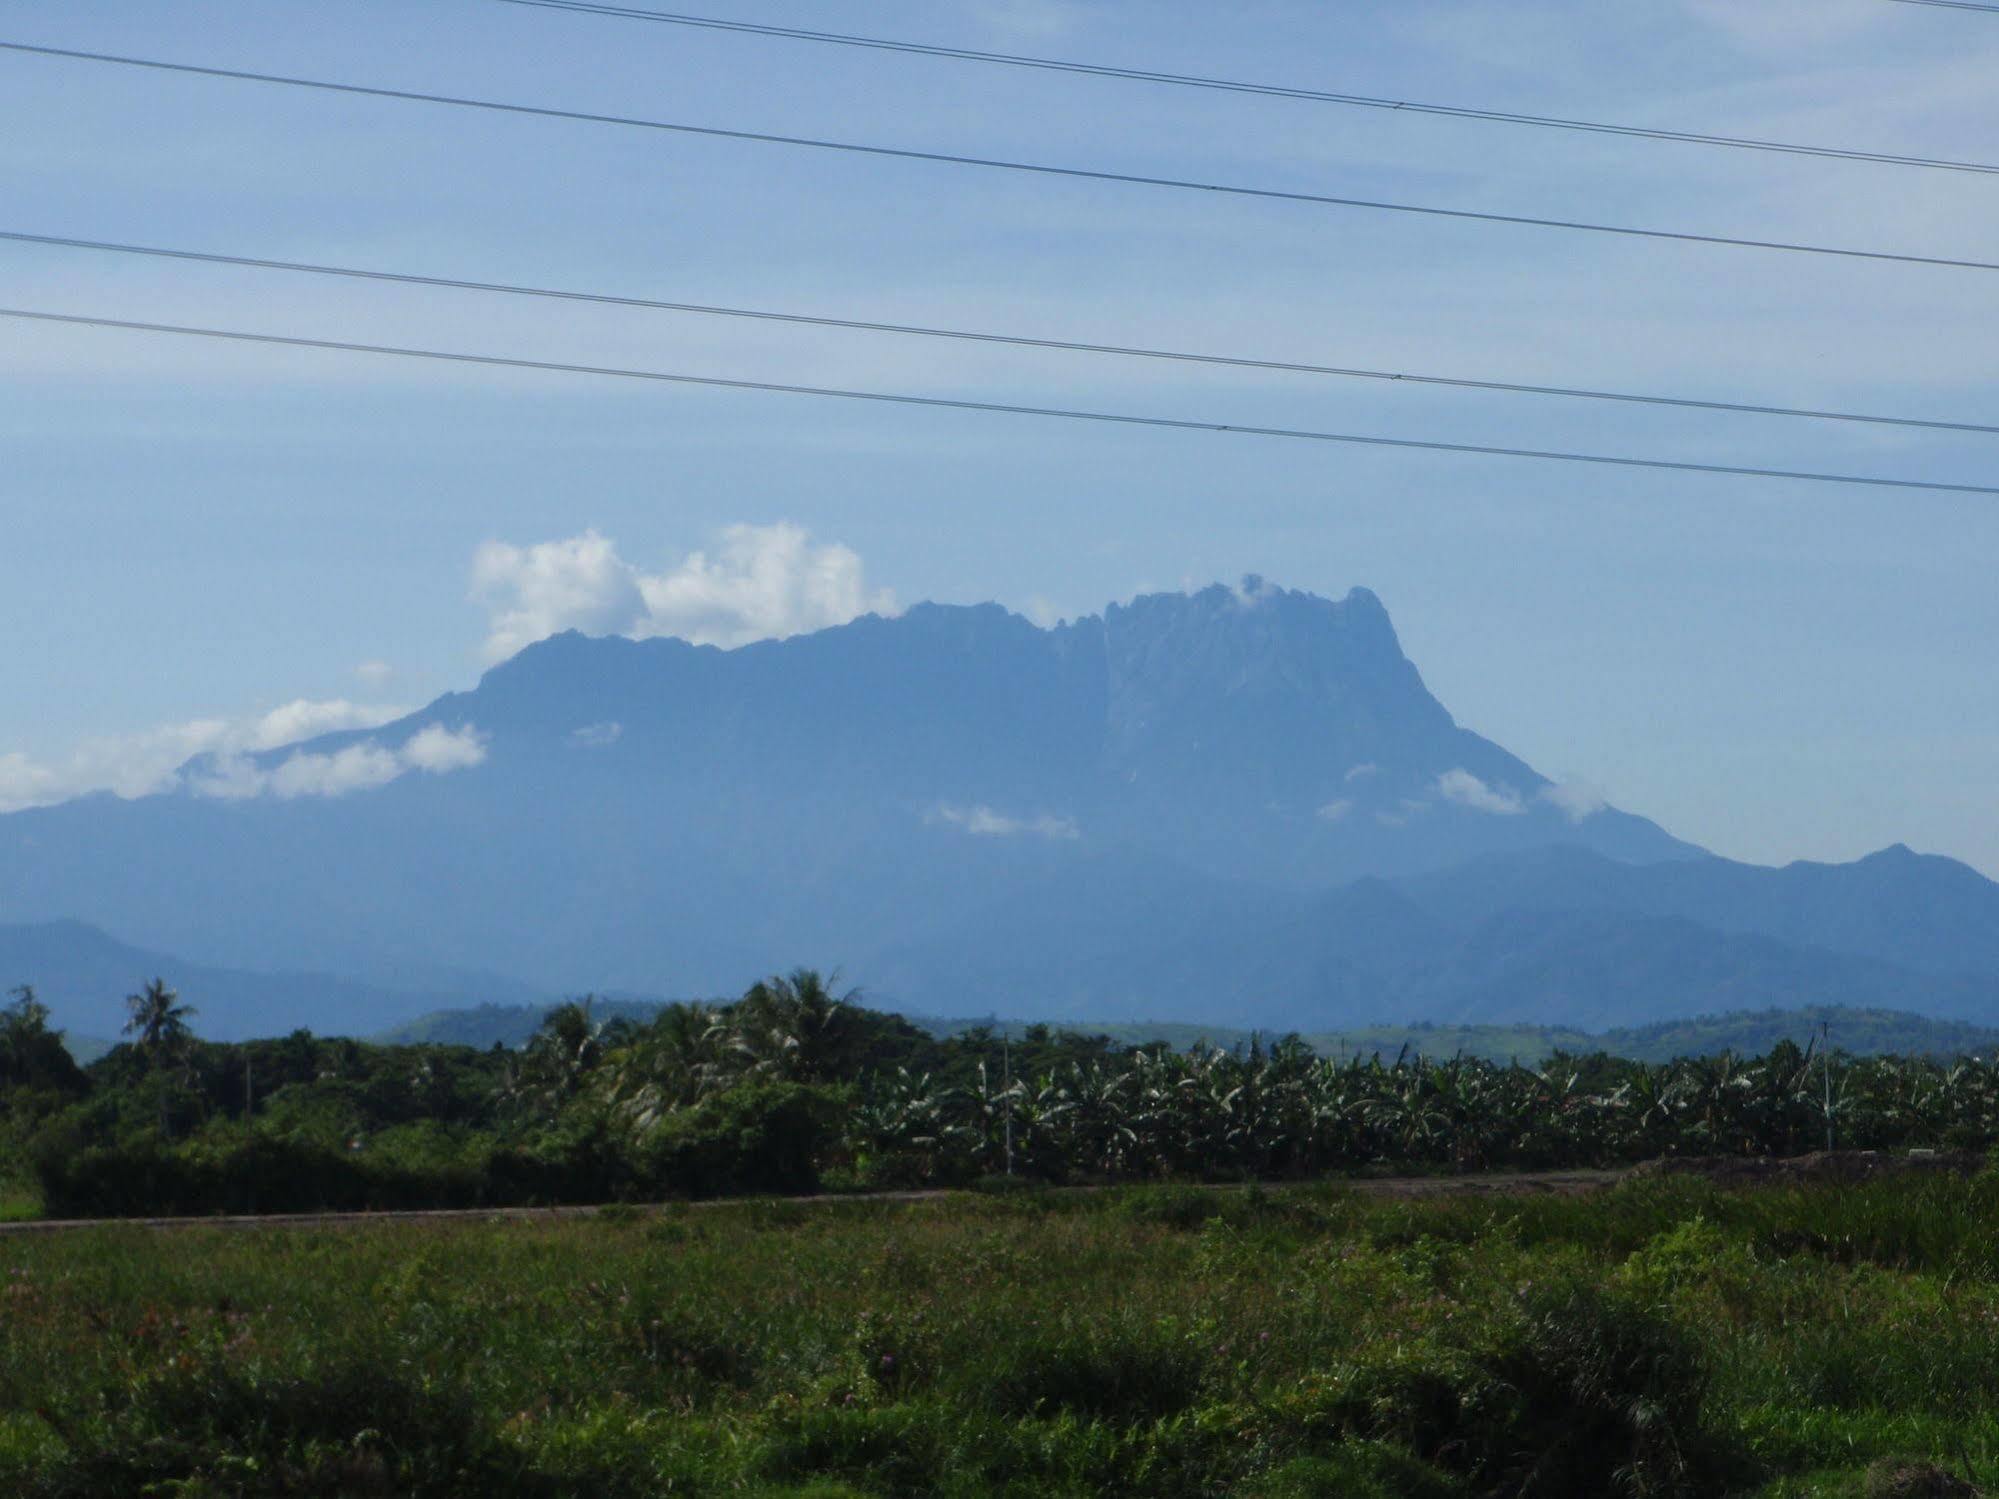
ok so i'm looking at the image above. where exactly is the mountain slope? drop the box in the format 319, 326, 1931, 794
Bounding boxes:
867, 864, 1999, 1032
0, 920, 525, 1041
14, 578, 1993, 1039
0, 583, 1693, 1012
1399, 843, 1999, 981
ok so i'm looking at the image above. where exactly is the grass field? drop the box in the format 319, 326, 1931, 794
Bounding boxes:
0, 1179, 38, 1224
4, 1174, 1998, 1496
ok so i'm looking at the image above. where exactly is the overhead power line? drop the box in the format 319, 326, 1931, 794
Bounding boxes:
4, 305, 1993, 496
7, 227, 1994, 439
493, 0, 1999, 178
1888, 0, 1999, 12
5, 41, 1999, 276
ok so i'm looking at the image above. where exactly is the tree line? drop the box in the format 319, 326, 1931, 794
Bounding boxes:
2, 971, 1995, 1217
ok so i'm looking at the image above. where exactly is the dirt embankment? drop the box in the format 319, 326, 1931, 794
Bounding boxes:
1630, 1149, 1985, 1189
0, 1153, 1982, 1236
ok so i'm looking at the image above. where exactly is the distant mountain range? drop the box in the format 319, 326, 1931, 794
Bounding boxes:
2, 580, 1994, 1041
0, 919, 536, 1042
863, 843, 1999, 1032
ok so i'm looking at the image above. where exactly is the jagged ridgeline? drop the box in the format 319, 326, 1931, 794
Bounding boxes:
3, 581, 1997, 1039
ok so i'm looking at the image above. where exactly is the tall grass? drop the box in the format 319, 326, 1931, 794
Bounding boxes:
3, 1179, 1999, 1494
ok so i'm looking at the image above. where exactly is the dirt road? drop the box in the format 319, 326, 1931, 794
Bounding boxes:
0, 1168, 1628, 1237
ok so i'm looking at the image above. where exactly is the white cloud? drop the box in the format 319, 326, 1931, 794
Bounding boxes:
1436, 769, 1528, 817
0, 755, 61, 812
1681, 0, 1883, 54
191, 724, 487, 802
0, 701, 409, 814
931, 803, 1080, 840
1539, 779, 1609, 823
973, 0, 1082, 40
1231, 573, 1281, 608
568, 722, 624, 749
402, 723, 489, 774
472, 523, 895, 662
1345, 763, 1380, 784
245, 699, 407, 752
638, 524, 896, 651
353, 660, 395, 689
1021, 595, 1063, 629
182, 753, 271, 803
472, 530, 650, 664
1316, 799, 1353, 823
266, 742, 407, 800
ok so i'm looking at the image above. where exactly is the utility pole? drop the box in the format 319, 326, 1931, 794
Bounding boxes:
1003, 1032, 1014, 1177
245, 1046, 256, 1218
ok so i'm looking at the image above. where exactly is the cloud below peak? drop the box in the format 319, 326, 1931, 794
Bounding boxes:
472, 523, 896, 663
1436, 768, 1528, 817
931, 803, 1080, 841
0, 700, 410, 815
1539, 779, 1610, 823
193, 724, 487, 802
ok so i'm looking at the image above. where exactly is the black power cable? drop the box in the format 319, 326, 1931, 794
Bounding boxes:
5, 305, 1993, 495
492, 0, 1999, 177
5, 40, 1998, 275
6, 227, 1992, 437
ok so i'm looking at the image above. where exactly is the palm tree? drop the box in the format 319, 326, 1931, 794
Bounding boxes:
718, 969, 860, 1085
123, 978, 196, 1137
595, 1002, 727, 1133
123, 977, 196, 1059
502, 998, 609, 1120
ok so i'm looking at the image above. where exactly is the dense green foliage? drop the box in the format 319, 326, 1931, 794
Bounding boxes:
9, 1176, 1999, 1494
12, 972, 1999, 1219
386, 1003, 1999, 1068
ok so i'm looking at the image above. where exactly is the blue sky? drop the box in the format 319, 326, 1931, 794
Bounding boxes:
2, 0, 1997, 874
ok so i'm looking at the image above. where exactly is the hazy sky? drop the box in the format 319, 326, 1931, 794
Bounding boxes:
3, 0, 1997, 874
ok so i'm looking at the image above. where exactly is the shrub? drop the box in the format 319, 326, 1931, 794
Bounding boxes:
1864, 1459, 1980, 1498
757, 1404, 946, 1493
639, 1082, 843, 1198
1618, 1214, 1771, 1315
1114, 1184, 1230, 1231
1244, 1445, 1465, 1499
22, 1357, 529, 1498
33, 1130, 506, 1217
1484, 1282, 1739, 1496
1322, 1281, 1742, 1497
980, 1322, 1209, 1424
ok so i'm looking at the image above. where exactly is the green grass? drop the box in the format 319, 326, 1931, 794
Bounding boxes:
4, 1179, 1999, 1495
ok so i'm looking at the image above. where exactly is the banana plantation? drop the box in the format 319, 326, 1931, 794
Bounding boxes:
13, 970, 1999, 1219
522, 972, 1999, 1187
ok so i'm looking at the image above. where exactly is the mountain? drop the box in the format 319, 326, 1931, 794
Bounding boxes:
0, 920, 532, 1041
2, 579, 1994, 1038
1399, 843, 1999, 980
0, 582, 1687, 999
1402, 908, 1999, 1031
869, 868, 1999, 1033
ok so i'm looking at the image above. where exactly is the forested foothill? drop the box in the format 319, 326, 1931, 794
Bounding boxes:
6, 972, 1999, 1222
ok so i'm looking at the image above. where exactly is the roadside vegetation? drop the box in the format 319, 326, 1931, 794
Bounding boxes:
7, 1175, 1999, 1495
7, 975, 1999, 1219
12, 978, 1999, 1492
